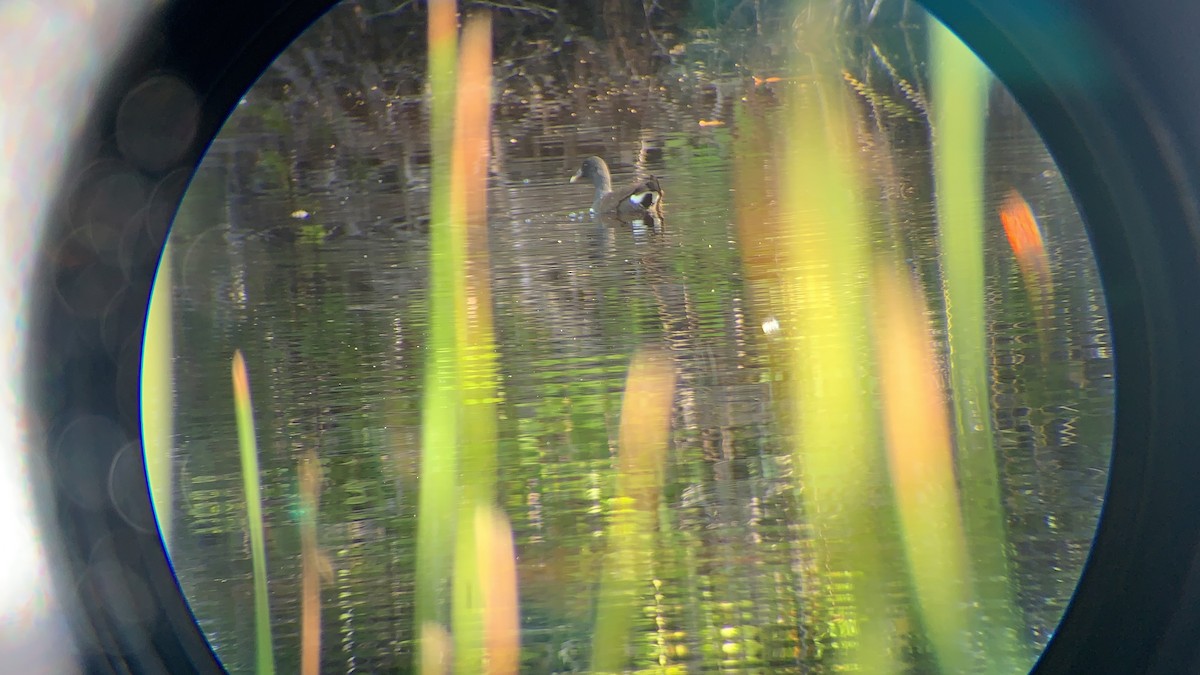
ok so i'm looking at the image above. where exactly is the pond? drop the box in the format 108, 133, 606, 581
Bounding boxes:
146, 1, 1114, 672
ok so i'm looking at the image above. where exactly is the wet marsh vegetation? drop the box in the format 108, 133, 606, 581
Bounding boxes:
146, 0, 1114, 672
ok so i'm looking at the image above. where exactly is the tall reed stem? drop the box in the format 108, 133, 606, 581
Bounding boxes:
232, 350, 275, 675
770, 11, 904, 665
449, 12, 498, 674
930, 17, 1027, 671
415, 0, 461, 660
299, 450, 323, 675
592, 349, 675, 672
874, 262, 974, 673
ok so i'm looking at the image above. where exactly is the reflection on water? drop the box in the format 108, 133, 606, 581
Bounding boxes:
155, 1, 1112, 672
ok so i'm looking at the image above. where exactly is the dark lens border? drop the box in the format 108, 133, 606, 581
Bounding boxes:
921, 1, 1200, 671
29, 2, 337, 671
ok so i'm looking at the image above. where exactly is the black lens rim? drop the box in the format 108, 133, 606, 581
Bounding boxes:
28, 0, 1200, 672
29, 1, 338, 671
921, 1, 1200, 671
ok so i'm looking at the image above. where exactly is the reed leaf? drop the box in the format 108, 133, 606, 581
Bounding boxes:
232, 350, 275, 675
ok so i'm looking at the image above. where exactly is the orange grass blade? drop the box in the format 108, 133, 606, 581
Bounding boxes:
299, 450, 323, 675
999, 188, 1053, 299
450, 12, 500, 674
452, 10, 497, 375
615, 348, 675, 513
475, 506, 519, 675
592, 348, 676, 673
999, 189, 1044, 256
232, 350, 275, 675
421, 622, 453, 675
873, 264, 974, 673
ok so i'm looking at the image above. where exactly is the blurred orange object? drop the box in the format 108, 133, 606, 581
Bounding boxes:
998, 189, 1051, 284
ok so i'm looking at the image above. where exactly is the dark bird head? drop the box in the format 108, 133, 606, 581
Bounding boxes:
570, 156, 610, 185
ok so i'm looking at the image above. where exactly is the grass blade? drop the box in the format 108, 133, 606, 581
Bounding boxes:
874, 262, 974, 672
930, 17, 1027, 670
415, 0, 462, 656
592, 348, 675, 672
232, 350, 275, 675
448, 11, 499, 674
299, 449, 324, 675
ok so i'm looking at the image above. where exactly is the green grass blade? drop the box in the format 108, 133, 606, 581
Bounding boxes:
415, 0, 461, 660
450, 13, 499, 672
232, 350, 275, 675
591, 350, 674, 673
930, 17, 1028, 671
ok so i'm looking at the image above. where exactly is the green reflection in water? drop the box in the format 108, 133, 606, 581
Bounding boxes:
152, 1, 1113, 672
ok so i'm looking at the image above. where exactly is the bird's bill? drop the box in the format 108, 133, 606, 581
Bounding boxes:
570, 170, 582, 183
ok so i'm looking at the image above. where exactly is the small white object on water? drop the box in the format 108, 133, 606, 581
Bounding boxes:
762, 316, 780, 335
291, 210, 311, 219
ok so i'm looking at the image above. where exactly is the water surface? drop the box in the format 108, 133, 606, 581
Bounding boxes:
158, 3, 1113, 672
